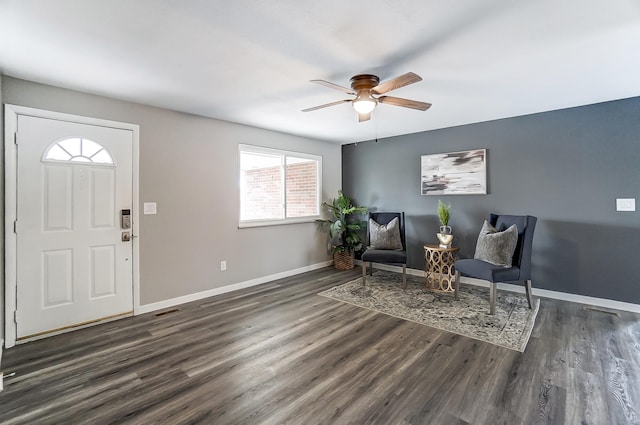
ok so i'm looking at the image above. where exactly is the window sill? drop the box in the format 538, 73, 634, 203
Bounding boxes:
238, 217, 320, 229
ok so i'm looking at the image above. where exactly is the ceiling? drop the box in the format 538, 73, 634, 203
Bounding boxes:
1, 0, 639, 144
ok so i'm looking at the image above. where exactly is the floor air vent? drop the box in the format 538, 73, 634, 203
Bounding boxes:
583, 306, 620, 317
155, 308, 180, 317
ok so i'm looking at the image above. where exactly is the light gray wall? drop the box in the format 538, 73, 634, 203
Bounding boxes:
2, 76, 341, 307
0, 76, 4, 347
343, 97, 640, 305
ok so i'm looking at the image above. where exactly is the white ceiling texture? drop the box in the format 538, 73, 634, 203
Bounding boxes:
1, 0, 639, 144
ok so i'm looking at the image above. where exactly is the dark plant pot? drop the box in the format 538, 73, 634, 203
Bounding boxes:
334, 250, 355, 270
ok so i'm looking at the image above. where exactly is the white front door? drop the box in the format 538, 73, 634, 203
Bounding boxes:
15, 114, 134, 339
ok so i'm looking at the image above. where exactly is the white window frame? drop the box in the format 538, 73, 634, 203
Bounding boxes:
238, 144, 322, 228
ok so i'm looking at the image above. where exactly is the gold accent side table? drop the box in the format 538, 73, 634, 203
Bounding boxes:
423, 244, 459, 293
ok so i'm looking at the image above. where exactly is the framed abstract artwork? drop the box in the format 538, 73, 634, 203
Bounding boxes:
421, 149, 487, 195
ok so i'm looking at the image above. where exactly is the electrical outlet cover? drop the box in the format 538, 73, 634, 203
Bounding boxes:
143, 202, 157, 215
616, 198, 636, 212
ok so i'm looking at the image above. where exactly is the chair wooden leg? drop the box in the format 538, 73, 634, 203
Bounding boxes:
454, 271, 460, 300
361, 261, 367, 286
369, 262, 373, 276
402, 264, 407, 290
489, 282, 497, 315
525, 279, 533, 309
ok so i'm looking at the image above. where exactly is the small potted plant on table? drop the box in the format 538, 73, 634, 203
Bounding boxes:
316, 191, 367, 270
437, 200, 454, 248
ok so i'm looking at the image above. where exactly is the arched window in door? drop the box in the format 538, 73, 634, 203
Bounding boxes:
43, 137, 114, 165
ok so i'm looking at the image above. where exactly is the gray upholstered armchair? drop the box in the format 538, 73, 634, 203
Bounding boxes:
361, 212, 407, 288
454, 214, 537, 315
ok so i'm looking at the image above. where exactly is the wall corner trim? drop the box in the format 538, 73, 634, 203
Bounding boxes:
137, 261, 333, 314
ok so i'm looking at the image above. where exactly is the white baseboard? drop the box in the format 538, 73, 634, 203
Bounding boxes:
356, 261, 640, 314
135, 258, 640, 317
137, 260, 333, 314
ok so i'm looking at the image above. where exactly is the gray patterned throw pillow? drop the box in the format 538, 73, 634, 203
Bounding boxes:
474, 220, 518, 267
369, 217, 403, 250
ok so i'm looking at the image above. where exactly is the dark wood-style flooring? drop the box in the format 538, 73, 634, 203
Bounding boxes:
1, 267, 639, 424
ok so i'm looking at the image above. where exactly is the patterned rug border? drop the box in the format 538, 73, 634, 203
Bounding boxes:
319, 272, 540, 352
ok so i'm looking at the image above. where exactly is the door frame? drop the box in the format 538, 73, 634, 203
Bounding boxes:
4, 105, 141, 348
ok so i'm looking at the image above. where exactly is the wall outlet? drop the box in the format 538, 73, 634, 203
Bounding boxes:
616, 198, 636, 212
220, 261, 227, 271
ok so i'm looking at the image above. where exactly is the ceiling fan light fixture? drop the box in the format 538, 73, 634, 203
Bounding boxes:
304, 72, 429, 119
352, 92, 377, 114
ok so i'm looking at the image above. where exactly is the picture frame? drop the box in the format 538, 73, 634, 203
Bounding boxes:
421, 149, 487, 195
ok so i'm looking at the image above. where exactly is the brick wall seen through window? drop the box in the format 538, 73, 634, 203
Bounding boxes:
239, 145, 320, 225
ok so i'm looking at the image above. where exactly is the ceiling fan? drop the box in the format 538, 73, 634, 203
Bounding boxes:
302, 72, 431, 122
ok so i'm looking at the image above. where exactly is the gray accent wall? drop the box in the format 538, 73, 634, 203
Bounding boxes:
343, 97, 640, 305
1, 77, 340, 311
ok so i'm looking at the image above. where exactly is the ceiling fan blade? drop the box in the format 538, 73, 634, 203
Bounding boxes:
310, 79, 356, 95
371, 72, 422, 95
378, 96, 432, 111
358, 112, 371, 122
302, 99, 352, 112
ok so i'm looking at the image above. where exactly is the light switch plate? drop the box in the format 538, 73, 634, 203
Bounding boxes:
616, 198, 636, 212
143, 202, 157, 215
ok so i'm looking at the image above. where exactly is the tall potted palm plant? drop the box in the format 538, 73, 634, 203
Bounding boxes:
316, 191, 368, 269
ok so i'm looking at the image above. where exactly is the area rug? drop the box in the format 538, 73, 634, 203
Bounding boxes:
318, 270, 539, 352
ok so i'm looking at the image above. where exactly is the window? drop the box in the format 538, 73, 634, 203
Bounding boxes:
239, 144, 321, 226
43, 137, 114, 165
